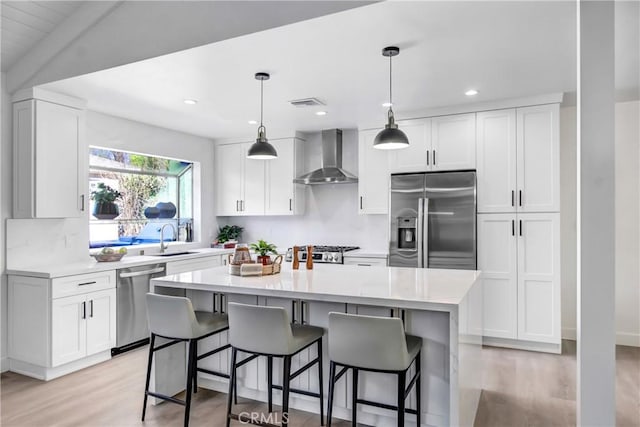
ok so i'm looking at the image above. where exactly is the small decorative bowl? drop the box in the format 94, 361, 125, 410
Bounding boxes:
92, 253, 125, 262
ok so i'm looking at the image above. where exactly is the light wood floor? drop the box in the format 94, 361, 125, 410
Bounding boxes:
1, 341, 638, 426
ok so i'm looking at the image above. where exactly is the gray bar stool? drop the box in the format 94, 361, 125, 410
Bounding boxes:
327, 312, 422, 427
226, 302, 325, 427
142, 293, 231, 427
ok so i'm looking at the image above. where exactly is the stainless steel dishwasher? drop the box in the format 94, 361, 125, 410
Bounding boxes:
112, 263, 166, 355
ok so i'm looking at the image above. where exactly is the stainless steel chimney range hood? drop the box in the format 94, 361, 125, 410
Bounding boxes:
293, 129, 358, 185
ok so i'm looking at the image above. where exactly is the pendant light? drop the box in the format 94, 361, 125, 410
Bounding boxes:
373, 46, 409, 150
247, 72, 278, 159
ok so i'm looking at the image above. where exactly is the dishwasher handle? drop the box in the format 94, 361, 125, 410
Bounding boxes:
119, 266, 165, 278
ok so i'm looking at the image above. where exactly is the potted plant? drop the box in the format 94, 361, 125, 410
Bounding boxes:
91, 183, 122, 220
250, 239, 278, 265
215, 225, 244, 248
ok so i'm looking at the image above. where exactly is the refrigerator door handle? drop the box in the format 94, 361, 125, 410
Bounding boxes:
417, 198, 424, 268
424, 197, 430, 268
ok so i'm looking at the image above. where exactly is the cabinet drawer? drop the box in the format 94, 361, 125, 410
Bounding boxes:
343, 257, 387, 267
52, 271, 116, 299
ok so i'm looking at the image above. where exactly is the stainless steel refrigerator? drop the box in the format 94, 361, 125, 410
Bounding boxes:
389, 171, 477, 270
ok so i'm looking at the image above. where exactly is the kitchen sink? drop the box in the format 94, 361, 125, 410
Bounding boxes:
152, 251, 198, 257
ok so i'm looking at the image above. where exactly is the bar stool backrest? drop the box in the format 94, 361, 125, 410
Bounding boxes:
228, 302, 294, 355
146, 293, 199, 340
328, 312, 411, 371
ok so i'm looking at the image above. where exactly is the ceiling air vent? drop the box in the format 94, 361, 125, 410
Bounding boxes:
289, 97, 325, 108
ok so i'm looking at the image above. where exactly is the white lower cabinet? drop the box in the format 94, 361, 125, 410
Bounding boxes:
478, 213, 560, 348
9, 271, 117, 379
165, 254, 224, 275
51, 288, 116, 366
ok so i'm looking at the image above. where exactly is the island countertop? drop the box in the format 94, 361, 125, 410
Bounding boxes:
151, 263, 481, 312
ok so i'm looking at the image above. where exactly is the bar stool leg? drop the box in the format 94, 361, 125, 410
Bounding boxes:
192, 340, 198, 394
226, 348, 238, 427
184, 340, 196, 427
416, 352, 421, 426
141, 334, 156, 421
327, 361, 336, 427
352, 368, 358, 426
397, 370, 406, 427
282, 355, 292, 427
317, 339, 325, 426
267, 356, 273, 413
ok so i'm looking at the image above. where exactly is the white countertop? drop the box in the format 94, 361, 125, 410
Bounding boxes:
6, 248, 235, 278
152, 263, 481, 311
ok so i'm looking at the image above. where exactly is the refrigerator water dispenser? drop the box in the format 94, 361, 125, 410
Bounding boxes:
397, 217, 417, 250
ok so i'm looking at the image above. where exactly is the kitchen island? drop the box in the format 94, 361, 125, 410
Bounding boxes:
150, 263, 483, 427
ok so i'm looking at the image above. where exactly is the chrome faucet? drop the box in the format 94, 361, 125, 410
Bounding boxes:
159, 223, 177, 253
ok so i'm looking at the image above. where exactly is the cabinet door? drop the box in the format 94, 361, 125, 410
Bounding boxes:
242, 144, 266, 215
35, 101, 83, 218
431, 113, 476, 171
215, 144, 244, 215
358, 128, 390, 214
265, 139, 295, 215
388, 119, 431, 173
477, 214, 518, 339
517, 213, 560, 343
51, 294, 87, 366
86, 289, 116, 356
516, 105, 560, 212
476, 109, 517, 213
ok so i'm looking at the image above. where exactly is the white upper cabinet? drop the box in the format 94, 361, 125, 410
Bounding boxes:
13, 98, 85, 218
516, 105, 560, 213
477, 109, 518, 213
388, 114, 475, 173
387, 119, 431, 173
215, 143, 247, 216
430, 113, 476, 171
216, 137, 305, 216
265, 138, 305, 215
477, 104, 559, 213
358, 128, 390, 214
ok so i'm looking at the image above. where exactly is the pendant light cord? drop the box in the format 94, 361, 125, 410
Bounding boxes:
260, 78, 264, 128
388, 52, 395, 123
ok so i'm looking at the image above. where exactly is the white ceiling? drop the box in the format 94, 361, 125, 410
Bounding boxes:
1, 1, 85, 71
38, 1, 632, 141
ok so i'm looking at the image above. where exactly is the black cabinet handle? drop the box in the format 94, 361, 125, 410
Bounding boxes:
433, 150, 436, 165
79, 281, 96, 286
359, 196, 363, 210
289, 198, 292, 211
426, 150, 430, 166
80, 194, 85, 211
519, 190, 522, 207
90, 300, 94, 318
511, 191, 515, 207
519, 220, 523, 236
82, 301, 86, 319
511, 220, 515, 236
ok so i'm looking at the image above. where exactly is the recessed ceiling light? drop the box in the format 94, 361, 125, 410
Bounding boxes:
315, 111, 327, 116
465, 89, 479, 96
183, 99, 198, 105
382, 102, 393, 107
248, 120, 258, 125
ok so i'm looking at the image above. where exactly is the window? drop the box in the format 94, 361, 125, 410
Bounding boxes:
89, 148, 194, 249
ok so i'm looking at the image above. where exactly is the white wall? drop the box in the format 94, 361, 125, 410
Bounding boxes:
1, 73, 11, 371
218, 129, 388, 252
561, 101, 640, 346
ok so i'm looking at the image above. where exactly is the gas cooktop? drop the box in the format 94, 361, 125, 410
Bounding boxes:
285, 245, 359, 264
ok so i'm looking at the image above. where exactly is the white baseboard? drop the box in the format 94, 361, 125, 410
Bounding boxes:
562, 327, 639, 347
483, 337, 562, 354
1, 356, 8, 373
